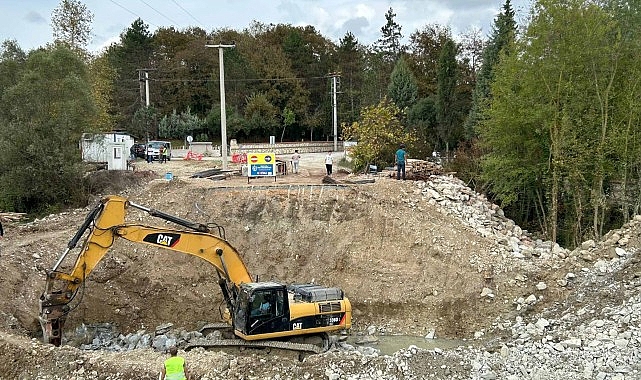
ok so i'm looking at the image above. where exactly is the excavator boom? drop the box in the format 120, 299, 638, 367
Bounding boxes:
39, 195, 251, 346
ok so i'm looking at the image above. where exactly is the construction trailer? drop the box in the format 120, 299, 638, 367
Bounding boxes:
80, 132, 134, 170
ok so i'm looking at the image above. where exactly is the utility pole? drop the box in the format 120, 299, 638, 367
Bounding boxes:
137, 69, 155, 144
328, 72, 341, 152
205, 42, 235, 170
137, 69, 155, 107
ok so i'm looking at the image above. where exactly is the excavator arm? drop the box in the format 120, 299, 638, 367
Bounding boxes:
39, 195, 252, 346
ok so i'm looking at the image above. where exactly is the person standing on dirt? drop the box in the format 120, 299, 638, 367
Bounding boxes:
395, 144, 407, 180
159, 146, 166, 164
161, 346, 190, 380
162, 144, 169, 163
291, 149, 301, 174
325, 151, 333, 176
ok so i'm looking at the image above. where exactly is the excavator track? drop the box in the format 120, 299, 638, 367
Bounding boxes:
185, 338, 326, 354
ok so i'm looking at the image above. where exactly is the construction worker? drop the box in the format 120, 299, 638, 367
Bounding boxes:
161, 346, 190, 380
395, 143, 407, 180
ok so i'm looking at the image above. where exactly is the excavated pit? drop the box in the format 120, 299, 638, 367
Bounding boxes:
3, 159, 640, 378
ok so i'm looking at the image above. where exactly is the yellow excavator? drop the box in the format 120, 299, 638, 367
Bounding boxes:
39, 195, 351, 353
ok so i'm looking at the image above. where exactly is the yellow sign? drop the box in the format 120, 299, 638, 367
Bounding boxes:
247, 153, 276, 177
247, 153, 275, 165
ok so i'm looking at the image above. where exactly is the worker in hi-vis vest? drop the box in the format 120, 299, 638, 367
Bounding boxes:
160, 346, 190, 380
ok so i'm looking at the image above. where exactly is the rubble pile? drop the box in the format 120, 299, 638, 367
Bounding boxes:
414, 175, 568, 260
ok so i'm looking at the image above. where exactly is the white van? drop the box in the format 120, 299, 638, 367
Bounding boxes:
146, 141, 172, 161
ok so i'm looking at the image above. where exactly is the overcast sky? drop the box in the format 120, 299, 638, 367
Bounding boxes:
1, 0, 532, 53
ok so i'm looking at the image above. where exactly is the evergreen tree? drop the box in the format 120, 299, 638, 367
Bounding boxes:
387, 56, 418, 110
464, 0, 516, 139
375, 7, 404, 63
435, 38, 460, 154
336, 32, 365, 125
104, 18, 154, 132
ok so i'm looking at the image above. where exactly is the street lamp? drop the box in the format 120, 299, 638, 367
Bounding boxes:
205, 42, 235, 170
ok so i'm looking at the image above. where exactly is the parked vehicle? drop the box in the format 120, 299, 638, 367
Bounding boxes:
132, 143, 146, 159
146, 141, 172, 161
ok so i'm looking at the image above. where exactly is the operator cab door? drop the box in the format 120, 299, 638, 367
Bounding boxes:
238, 287, 289, 336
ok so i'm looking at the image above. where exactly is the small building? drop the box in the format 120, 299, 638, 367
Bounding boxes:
80, 132, 134, 170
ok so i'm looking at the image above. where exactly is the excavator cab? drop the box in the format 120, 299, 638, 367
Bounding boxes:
234, 282, 290, 337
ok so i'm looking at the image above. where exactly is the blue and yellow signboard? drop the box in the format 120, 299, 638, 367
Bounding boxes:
247, 153, 276, 178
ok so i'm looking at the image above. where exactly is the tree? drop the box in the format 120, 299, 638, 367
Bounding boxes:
375, 7, 404, 63
153, 27, 215, 117
342, 98, 417, 171
104, 18, 154, 131
435, 38, 460, 154
87, 54, 116, 132
158, 108, 203, 140
407, 96, 438, 158
335, 32, 365, 125
406, 24, 451, 97
51, 0, 94, 52
0, 45, 96, 213
244, 92, 279, 138
464, 0, 516, 139
364, 8, 405, 106
387, 56, 418, 110
481, 0, 641, 246
131, 106, 159, 141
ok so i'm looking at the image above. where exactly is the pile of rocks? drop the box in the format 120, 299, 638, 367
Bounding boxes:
413, 175, 569, 261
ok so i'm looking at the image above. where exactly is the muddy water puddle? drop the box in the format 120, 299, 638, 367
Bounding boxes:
346, 335, 465, 355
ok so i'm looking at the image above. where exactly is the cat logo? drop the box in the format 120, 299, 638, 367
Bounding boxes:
143, 233, 181, 248
292, 322, 302, 330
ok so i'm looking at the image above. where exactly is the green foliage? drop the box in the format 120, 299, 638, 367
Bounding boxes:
375, 7, 404, 63
105, 18, 154, 131
336, 32, 365, 125
387, 56, 418, 110
481, 0, 641, 246
87, 54, 116, 132
406, 24, 451, 97
158, 108, 204, 140
342, 98, 417, 171
244, 93, 279, 138
464, 0, 516, 139
436, 38, 462, 152
205, 104, 244, 142
0, 45, 95, 213
131, 106, 159, 140
407, 96, 437, 158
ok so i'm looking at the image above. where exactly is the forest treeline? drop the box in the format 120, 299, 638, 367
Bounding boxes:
0, 0, 640, 249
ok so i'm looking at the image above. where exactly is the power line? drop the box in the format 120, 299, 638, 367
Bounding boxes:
149, 75, 330, 83
137, 0, 180, 26
170, 0, 204, 28
108, 0, 159, 28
